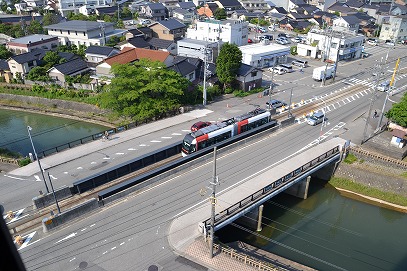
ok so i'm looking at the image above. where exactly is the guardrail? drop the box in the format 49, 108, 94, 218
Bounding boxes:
201, 145, 340, 229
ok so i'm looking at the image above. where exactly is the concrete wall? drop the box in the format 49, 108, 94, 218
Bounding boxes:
42, 198, 98, 233
284, 176, 311, 199
32, 186, 72, 209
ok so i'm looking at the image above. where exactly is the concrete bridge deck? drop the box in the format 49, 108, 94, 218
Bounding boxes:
169, 137, 347, 256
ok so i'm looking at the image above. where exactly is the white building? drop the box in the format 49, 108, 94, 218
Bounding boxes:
6, 34, 59, 54
297, 31, 365, 62
239, 42, 290, 68
56, 0, 112, 16
186, 19, 249, 46
44, 20, 127, 47
379, 15, 407, 43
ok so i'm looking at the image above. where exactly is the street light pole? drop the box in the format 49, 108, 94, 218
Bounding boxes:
288, 87, 293, 118
202, 46, 208, 106
318, 97, 327, 144
209, 146, 219, 258
27, 126, 49, 193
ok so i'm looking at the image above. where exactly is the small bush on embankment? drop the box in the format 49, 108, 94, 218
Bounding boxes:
329, 177, 407, 206
343, 153, 358, 164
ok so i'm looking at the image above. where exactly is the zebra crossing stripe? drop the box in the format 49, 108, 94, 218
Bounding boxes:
17, 231, 36, 250
4, 208, 25, 224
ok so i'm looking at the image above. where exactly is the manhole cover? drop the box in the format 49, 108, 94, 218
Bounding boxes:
79, 261, 88, 269
148, 265, 159, 271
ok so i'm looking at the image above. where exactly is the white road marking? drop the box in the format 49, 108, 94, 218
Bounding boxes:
161, 137, 172, 139
91, 162, 97, 164
150, 140, 161, 143
128, 148, 137, 150
77, 167, 83, 170
120, 242, 125, 246
56, 232, 77, 244
3, 175, 27, 180
34, 175, 42, 182
111, 247, 116, 250
103, 157, 111, 160
171, 133, 182, 135
181, 130, 190, 132
81, 228, 87, 232
69, 257, 76, 262
64, 172, 68, 174
90, 224, 95, 227
103, 251, 108, 255
8, 208, 26, 223
115, 152, 125, 155
139, 144, 147, 146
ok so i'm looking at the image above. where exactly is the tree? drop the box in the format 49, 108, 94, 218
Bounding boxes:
27, 20, 43, 35
385, 92, 407, 127
26, 66, 50, 82
216, 43, 242, 90
0, 45, 12, 59
42, 13, 60, 26
43, 51, 62, 67
214, 8, 227, 20
290, 46, 298, 55
98, 59, 189, 121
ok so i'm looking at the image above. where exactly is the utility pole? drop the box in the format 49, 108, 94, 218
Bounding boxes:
332, 36, 342, 82
47, 172, 61, 214
376, 58, 400, 131
288, 87, 293, 118
322, 29, 333, 87
27, 126, 49, 194
209, 146, 219, 258
202, 46, 208, 106
362, 61, 384, 144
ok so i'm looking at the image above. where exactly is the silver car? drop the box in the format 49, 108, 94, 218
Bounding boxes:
307, 112, 326, 126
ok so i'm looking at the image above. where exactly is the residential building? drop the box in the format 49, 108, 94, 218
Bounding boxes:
0, 14, 43, 25
48, 58, 90, 84
119, 37, 151, 50
149, 18, 187, 41
148, 37, 177, 54
239, 42, 290, 68
56, 0, 112, 16
94, 47, 173, 79
125, 28, 147, 40
315, 0, 336, 12
95, 6, 118, 17
236, 63, 262, 91
177, 38, 219, 62
186, 19, 249, 46
7, 49, 45, 78
173, 8, 196, 25
379, 15, 407, 42
197, 2, 219, 18
85, 46, 120, 66
238, 0, 271, 12
0, 59, 12, 83
216, 0, 244, 12
327, 3, 357, 16
140, 3, 168, 21
167, 56, 197, 82
297, 30, 365, 61
6, 34, 59, 55
332, 15, 360, 33
44, 20, 127, 47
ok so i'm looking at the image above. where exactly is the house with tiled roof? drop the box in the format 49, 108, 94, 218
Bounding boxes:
149, 18, 187, 41
148, 37, 177, 54
173, 8, 196, 24
327, 3, 357, 16
231, 11, 264, 21
95, 47, 174, 79
270, 6, 288, 14
85, 46, 120, 66
287, 12, 313, 20
313, 10, 337, 26
95, 6, 118, 17
140, 3, 168, 21
176, 2, 196, 10
216, 0, 244, 11
197, 2, 220, 17
48, 58, 90, 84
167, 56, 197, 81
332, 15, 360, 32
237, 0, 271, 13
0, 59, 12, 83
236, 63, 262, 91
125, 28, 146, 40
7, 49, 46, 78
119, 37, 151, 50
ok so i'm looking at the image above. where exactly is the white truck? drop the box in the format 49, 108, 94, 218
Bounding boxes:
312, 65, 335, 81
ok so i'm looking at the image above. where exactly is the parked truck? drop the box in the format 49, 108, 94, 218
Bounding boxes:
312, 65, 335, 81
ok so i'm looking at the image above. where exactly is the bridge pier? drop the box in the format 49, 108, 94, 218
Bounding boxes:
284, 176, 311, 199
236, 204, 264, 232
312, 162, 337, 181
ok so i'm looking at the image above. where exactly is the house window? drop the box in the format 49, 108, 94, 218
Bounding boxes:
68, 30, 70, 34
75, 31, 78, 35
251, 71, 257, 77
84, 32, 86, 36
60, 30, 62, 34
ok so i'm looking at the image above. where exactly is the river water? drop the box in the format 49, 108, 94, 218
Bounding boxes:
217, 179, 407, 271
0, 108, 108, 156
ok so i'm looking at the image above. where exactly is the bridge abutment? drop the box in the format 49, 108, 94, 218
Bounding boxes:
312, 162, 337, 181
284, 176, 311, 199
236, 204, 264, 232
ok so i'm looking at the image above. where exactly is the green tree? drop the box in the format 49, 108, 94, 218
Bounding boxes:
121, 7, 132, 18
116, 19, 124, 29
216, 43, 242, 90
385, 92, 407, 127
98, 59, 188, 121
0, 45, 12, 59
43, 51, 62, 67
214, 8, 227, 20
290, 46, 298, 55
27, 20, 43, 34
42, 13, 60, 26
26, 66, 50, 81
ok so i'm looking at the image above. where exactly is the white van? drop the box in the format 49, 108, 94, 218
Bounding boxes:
269, 66, 286, 75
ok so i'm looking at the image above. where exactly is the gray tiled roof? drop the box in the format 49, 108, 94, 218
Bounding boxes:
58, 52, 78, 61
0, 15, 42, 24
85, 46, 118, 56
96, 6, 118, 14
44, 20, 114, 32
167, 59, 196, 76
126, 37, 151, 48
340, 15, 360, 25
52, 58, 88, 75
10, 49, 45, 64
147, 2, 166, 10
9, 34, 57, 44
177, 2, 196, 9
158, 18, 186, 30
237, 63, 257, 76
0, 59, 9, 70
148, 37, 173, 49
217, 0, 242, 8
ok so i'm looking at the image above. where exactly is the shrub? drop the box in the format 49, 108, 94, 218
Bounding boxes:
18, 157, 31, 167
343, 153, 358, 164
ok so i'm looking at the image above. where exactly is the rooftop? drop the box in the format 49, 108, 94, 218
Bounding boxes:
8, 34, 57, 44
239, 43, 290, 55
44, 20, 114, 32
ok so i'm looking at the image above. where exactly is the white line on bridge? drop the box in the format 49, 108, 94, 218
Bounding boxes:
55, 232, 77, 244
3, 175, 27, 180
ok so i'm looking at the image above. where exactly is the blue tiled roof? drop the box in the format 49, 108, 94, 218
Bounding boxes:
157, 18, 186, 30
10, 49, 45, 64
85, 46, 118, 56
52, 58, 88, 75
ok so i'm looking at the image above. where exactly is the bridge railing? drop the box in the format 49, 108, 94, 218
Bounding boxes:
203, 145, 340, 228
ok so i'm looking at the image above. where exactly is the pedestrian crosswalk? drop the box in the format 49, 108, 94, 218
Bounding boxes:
13, 231, 36, 251
2, 208, 28, 224
345, 73, 407, 89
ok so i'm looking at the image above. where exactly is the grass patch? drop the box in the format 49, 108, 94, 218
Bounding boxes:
343, 153, 358, 164
0, 148, 22, 159
233, 88, 263, 97
401, 172, 407, 179
329, 177, 407, 206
